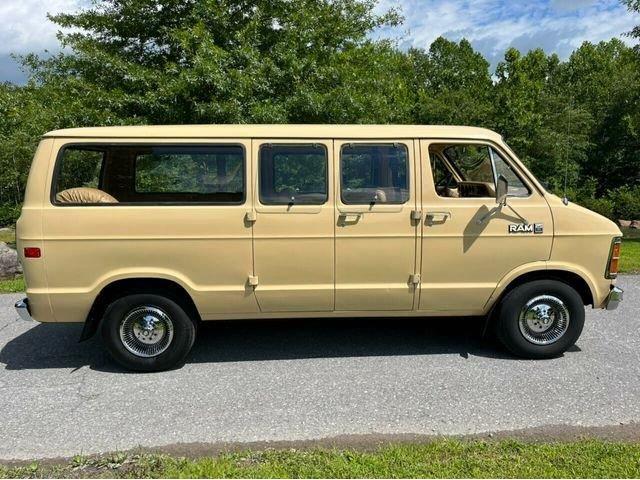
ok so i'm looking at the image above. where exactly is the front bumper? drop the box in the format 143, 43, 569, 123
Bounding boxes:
15, 298, 33, 321
605, 286, 624, 311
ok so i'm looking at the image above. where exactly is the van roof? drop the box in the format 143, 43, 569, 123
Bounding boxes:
43, 124, 503, 141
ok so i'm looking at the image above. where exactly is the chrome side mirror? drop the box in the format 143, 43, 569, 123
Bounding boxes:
496, 174, 508, 206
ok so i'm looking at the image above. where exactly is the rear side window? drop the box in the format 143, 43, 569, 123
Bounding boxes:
340, 144, 409, 204
56, 147, 105, 193
259, 144, 328, 205
135, 146, 244, 196
53, 144, 245, 205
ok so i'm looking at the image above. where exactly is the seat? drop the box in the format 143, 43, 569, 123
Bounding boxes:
55, 187, 118, 204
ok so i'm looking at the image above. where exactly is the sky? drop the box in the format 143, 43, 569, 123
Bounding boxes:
0, 0, 638, 83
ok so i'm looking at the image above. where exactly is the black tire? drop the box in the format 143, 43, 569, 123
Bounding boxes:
495, 280, 585, 359
101, 294, 197, 372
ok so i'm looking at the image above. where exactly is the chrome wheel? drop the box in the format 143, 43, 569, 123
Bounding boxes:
518, 295, 570, 345
119, 306, 174, 358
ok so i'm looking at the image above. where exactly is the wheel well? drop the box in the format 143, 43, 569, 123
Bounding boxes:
80, 278, 201, 341
500, 270, 594, 307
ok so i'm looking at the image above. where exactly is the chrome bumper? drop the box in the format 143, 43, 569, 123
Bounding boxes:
605, 286, 624, 311
14, 298, 33, 322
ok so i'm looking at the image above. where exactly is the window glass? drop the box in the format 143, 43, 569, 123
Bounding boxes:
259, 144, 328, 205
341, 144, 409, 204
492, 151, 530, 196
54, 144, 245, 205
432, 144, 530, 199
56, 147, 105, 192
444, 144, 494, 184
135, 146, 243, 196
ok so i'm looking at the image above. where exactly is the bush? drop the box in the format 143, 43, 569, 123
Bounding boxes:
0, 203, 21, 227
608, 185, 640, 220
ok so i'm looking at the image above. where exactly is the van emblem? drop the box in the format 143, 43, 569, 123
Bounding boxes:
508, 223, 543, 234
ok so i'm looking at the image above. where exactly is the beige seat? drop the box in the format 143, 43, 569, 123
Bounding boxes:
56, 187, 118, 204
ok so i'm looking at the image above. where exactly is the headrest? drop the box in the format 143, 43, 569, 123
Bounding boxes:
56, 187, 119, 204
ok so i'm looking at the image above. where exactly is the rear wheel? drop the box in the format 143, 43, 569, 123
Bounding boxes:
495, 280, 585, 359
102, 294, 196, 371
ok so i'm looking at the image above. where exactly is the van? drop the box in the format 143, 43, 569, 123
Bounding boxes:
15, 125, 623, 371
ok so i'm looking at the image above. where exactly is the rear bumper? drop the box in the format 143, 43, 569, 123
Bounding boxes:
604, 286, 624, 311
15, 298, 33, 322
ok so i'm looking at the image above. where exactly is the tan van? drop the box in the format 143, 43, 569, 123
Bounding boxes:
15, 125, 623, 371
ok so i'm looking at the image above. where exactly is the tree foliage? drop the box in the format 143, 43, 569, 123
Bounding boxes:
0, 0, 639, 223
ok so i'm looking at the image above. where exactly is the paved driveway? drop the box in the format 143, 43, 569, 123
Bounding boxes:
0, 276, 639, 460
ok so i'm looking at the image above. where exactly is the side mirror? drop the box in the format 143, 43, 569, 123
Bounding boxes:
496, 174, 508, 206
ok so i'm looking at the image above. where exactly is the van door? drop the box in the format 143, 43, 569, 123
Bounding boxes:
418, 139, 553, 313
251, 140, 334, 312
334, 140, 419, 311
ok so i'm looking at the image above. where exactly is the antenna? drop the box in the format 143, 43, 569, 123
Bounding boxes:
561, 101, 572, 205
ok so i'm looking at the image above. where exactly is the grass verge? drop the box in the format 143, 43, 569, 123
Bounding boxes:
2, 440, 640, 478
0, 275, 25, 293
620, 228, 640, 274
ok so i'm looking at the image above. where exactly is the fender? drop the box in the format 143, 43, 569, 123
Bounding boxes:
484, 260, 598, 313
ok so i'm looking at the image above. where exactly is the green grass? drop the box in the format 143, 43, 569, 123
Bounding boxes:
0, 275, 25, 293
620, 228, 640, 274
1, 441, 640, 478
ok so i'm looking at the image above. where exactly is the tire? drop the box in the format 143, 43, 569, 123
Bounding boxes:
101, 294, 197, 372
495, 279, 585, 359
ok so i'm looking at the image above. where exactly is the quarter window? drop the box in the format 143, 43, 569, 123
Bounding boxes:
341, 144, 409, 204
259, 144, 328, 205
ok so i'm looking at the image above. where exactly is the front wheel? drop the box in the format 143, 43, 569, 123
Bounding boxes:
495, 280, 585, 359
102, 294, 197, 371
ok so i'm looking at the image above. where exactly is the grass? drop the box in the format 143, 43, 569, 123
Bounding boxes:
0, 276, 25, 293
621, 228, 640, 274
1, 440, 640, 478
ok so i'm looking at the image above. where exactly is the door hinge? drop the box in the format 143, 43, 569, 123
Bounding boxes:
410, 274, 421, 285
245, 211, 257, 223
248, 275, 259, 287
411, 210, 423, 222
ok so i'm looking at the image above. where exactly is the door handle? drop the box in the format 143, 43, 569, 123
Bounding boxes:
425, 211, 451, 225
338, 212, 363, 224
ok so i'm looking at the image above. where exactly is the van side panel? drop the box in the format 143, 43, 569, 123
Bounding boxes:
41, 138, 259, 323
16, 139, 55, 322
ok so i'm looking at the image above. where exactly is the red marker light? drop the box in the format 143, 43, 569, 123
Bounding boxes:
24, 247, 41, 258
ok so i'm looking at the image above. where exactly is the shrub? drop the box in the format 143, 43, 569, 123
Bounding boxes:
0, 203, 21, 227
608, 185, 640, 220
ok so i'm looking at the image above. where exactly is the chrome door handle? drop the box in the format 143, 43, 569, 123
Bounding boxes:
426, 211, 451, 225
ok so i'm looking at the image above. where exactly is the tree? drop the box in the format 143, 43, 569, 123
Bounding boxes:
24, 0, 404, 124
409, 38, 494, 127
560, 39, 640, 193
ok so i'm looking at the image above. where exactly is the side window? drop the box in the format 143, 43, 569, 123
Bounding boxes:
444, 144, 494, 184
431, 144, 529, 199
56, 147, 105, 192
341, 144, 409, 204
134, 146, 244, 197
492, 151, 530, 197
53, 144, 245, 205
259, 144, 328, 205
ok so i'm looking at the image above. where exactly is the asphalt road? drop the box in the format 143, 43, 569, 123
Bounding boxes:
0, 276, 639, 460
